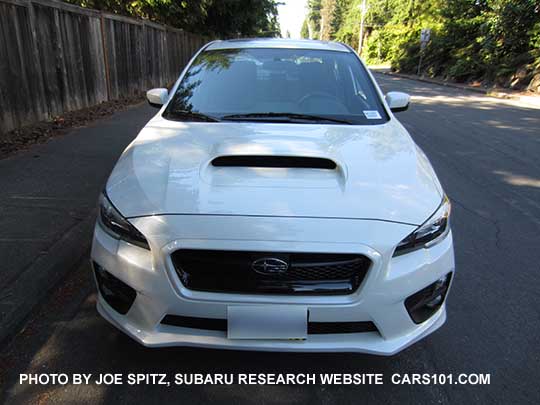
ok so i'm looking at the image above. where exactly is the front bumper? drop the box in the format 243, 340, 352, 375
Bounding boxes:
91, 215, 455, 355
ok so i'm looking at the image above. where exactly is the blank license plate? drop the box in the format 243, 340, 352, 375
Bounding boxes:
227, 305, 307, 340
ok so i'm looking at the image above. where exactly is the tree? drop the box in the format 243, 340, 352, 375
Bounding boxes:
319, 0, 333, 40
330, 0, 351, 38
204, 0, 281, 37
307, 0, 323, 39
301, 18, 310, 38
326, 0, 540, 89
64, 0, 281, 38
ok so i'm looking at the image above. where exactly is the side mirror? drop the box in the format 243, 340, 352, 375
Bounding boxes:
385, 91, 410, 113
146, 88, 169, 108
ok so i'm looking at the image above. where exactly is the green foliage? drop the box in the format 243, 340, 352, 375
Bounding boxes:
530, 21, 540, 69
308, 0, 540, 87
65, 0, 280, 38
330, 0, 350, 38
300, 18, 310, 38
307, 0, 323, 38
412, 1, 536, 84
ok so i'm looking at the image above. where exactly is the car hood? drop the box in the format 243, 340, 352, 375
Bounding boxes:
106, 117, 443, 225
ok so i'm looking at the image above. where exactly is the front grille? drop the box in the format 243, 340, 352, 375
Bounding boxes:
161, 315, 379, 335
170, 250, 371, 295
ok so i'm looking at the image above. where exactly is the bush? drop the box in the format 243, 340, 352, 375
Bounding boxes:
360, 0, 539, 87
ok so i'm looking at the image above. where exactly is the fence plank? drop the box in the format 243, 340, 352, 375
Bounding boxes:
0, 0, 208, 135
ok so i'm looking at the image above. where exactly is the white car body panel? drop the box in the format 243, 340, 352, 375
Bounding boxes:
106, 118, 442, 225
206, 38, 351, 53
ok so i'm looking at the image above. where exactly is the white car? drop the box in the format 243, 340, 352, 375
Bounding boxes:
91, 38, 454, 355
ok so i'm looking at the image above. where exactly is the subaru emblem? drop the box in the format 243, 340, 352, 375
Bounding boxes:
252, 258, 289, 275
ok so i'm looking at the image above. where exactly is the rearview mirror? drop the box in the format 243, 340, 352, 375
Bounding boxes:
146, 88, 169, 108
385, 92, 410, 113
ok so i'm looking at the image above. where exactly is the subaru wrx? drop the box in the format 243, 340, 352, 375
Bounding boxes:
91, 39, 454, 355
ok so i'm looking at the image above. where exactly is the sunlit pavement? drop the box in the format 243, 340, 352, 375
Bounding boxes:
1, 74, 539, 404
372, 67, 540, 110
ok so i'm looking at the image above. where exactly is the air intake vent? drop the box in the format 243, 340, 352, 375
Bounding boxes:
160, 315, 380, 335
211, 155, 337, 170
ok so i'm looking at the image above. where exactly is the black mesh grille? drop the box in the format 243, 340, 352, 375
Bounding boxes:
284, 260, 363, 280
170, 250, 371, 295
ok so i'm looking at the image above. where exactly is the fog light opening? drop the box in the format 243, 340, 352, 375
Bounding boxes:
405, 273, 452, 324
93, 262, 137, 315
425, 294, 443, 308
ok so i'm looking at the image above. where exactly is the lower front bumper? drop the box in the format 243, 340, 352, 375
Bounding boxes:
97, 298, 446, 355
91, 215, 455, 356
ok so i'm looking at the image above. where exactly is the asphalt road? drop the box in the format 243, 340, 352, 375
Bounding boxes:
1, 74, 540, 404
0, 103, 154, 344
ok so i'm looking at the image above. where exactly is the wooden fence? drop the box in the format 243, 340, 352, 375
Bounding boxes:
0, 0, 207, 135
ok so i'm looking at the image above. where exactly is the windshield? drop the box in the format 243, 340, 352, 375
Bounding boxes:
164, 48, 389, 125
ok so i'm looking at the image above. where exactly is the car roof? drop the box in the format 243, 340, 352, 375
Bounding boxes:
205, 38, 352, 53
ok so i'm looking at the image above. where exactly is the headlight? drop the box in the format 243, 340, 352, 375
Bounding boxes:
98, 193, 150, 250
393, 195, 451, 257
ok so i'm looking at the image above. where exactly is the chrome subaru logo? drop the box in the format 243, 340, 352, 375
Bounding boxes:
252, 258, 289, 275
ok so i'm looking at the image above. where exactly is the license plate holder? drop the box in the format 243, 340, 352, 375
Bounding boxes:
227, 305, 307, 340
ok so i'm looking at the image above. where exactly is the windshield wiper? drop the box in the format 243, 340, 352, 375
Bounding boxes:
221, 112, 352, 125
163, 110, 220, 122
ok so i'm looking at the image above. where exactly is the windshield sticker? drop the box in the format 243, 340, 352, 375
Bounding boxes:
363, 110, 382, 119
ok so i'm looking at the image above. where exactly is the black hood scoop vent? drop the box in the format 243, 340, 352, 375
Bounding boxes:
211, 155, 337, 170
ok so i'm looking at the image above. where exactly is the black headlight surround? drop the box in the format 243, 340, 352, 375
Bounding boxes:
393, 196, 451, 257
98, 192, 150, 250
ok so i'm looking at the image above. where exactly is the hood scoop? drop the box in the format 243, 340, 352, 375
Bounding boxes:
211, 155, 337, 170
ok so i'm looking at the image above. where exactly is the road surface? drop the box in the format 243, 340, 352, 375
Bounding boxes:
1, 74, 539, 404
